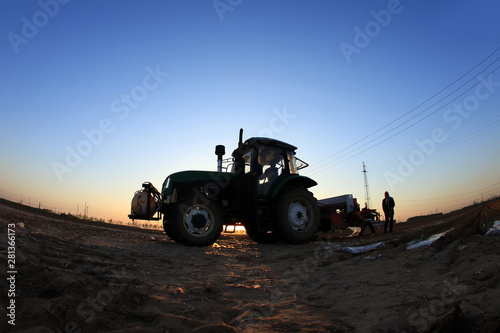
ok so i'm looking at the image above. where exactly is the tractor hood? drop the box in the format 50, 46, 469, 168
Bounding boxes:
162, 170, 235, 199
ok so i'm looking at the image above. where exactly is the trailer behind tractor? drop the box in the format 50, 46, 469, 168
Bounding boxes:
318, 194, 381, 235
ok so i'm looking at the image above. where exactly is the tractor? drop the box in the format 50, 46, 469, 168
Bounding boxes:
129, 129, 320, 246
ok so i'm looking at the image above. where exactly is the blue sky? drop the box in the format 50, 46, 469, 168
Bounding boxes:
1, 0, 500, 223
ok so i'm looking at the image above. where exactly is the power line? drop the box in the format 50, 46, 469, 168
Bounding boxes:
397, 181, 500, 204
436, 117, 500, 153
307, 47, 500, 175
308, 59, 500, 176
366, 104, 500, 174
0, 188, 125, 222
311, 47, 500, 170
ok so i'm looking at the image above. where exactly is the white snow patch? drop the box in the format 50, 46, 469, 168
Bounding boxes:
330, 242, 385, 254
486, 221, 500, 236
406, 229, 453, 250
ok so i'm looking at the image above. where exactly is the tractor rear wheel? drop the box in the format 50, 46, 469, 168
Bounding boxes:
275, 188, 320, 244
170, 194, 223, 246
244, 222, 279, 244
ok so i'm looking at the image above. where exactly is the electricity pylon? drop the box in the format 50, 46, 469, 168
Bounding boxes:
362, 162, 371, 209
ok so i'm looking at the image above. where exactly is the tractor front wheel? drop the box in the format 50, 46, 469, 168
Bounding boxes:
163, 217, 182, 243
170, 194, 223, 246
275, 188, 320, 244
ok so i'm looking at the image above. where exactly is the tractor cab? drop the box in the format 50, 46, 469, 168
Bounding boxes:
220, 129, 319, 244
233, 137, 308, 197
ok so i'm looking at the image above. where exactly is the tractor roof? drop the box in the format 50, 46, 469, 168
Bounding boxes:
243, 137, 297, 151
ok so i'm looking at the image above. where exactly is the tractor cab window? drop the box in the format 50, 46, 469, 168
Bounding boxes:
257, 148, 284, 195
243, 150, 252, 174
288, 151, 298, 174
288, 151, 308, 174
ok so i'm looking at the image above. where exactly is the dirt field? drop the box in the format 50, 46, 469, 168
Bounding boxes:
1, 198, 500, 333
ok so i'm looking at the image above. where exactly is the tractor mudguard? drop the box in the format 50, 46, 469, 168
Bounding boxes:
269, 175, 317, 199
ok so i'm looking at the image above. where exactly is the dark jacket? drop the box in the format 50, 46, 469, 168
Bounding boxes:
382, 196, 395, 214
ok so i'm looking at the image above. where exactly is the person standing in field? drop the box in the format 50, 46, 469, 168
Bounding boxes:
382, 191, 395, 233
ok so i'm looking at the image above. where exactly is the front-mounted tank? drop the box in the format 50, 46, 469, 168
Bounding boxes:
129, 182, 162, 221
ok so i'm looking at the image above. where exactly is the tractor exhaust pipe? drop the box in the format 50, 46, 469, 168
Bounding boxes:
215, 145, 225, 172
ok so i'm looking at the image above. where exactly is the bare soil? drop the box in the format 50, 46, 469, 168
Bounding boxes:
1, 198, 500, 332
